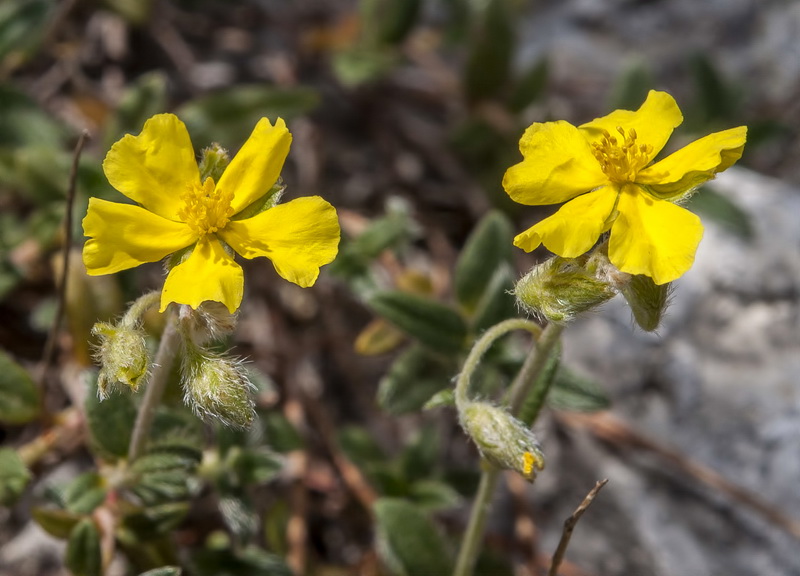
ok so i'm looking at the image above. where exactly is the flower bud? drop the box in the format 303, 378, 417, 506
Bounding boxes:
460, 401, 545, 482
199, 143, 230, 183
92, 322, 149, 398
181, 301, 238, 346
182, 349, 254, 429
514, 256, 618, 323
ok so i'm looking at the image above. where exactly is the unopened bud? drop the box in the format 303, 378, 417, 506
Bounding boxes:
514, 256, 618, 323
460, 401, 545, 482
199, 143, 230, 182
182, 348, 254, 429
621, 274, 671, 332
92, 322, 149, 398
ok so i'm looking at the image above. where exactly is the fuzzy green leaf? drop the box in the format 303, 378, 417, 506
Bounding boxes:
66, 519, 102, 576
377, 345, 455, 414
548, 367, 610, 412
0, 349, 39, 424
0, 448, 30, 504
374, 498, 452, 576
369, 291, 467, 353
32, 507, 82, 539
85, 377, 137, 459
454, 211, 514, 311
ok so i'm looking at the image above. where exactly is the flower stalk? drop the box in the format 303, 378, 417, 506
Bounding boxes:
126, 308, 181, 462
453, 321, 564, 576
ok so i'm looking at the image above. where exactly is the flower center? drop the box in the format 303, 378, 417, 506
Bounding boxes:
178, 177, 235, 236
591, 126, 653, 183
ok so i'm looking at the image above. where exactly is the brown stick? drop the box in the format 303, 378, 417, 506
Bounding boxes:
39, 130, 90, 396
548, 479, 609, 576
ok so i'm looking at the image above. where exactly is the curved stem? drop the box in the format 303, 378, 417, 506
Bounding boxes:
127, 310, 182, 462
453, 321, 564, 576
454, 318, 541, 411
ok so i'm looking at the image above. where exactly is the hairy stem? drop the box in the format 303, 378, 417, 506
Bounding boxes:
453, 321, 564, 576
127, 310, 181, 462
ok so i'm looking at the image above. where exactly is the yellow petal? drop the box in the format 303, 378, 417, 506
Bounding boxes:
103, 114, 200, 220
217, 117, 292, 215
609, 186, 703, 285
160, 236, 244, 313
579, 90, 683, 162
82, 198, 197, 275
636, 126, 747, 199
503, 121, 607, 205
219, 196, 340, 287
513, 186, 618, 257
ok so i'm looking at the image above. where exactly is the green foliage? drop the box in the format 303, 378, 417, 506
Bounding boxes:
368, 291, 467, 353
138, 568, 182, 576
374, 498, 453, 576
65, 518, 102, 576
59, 472, 107, 515
177, 85, 320, 149
508, 58, 549, 113
610, 61, 655, 112
377, 0, 422, 45
0, 0, 54, 67
85, 376, 137, 459
190, 546, 293, 576
454, 210, 514, 311
548, 367, 610, 412
0, 448, 30, 504
687, 186, 754, 241
377, 345, 456, 414
464, 0, 514, 103
32, 507, 83, 539
0, 349, 39, 424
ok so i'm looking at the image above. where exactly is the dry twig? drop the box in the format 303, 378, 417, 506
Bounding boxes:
548, 479, 609, 576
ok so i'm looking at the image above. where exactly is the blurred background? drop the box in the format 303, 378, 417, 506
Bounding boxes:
1, 0, 799, 575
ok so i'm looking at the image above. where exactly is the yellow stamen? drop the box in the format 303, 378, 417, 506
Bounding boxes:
522, 451, 536, 477
178, 177, 235, 236
591, 126, 653, 183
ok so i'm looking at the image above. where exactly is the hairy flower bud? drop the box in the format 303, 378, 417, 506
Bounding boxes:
92, 322, 149, 398
514, 256, 619, 324
460, 401, 545, 482
182, 348, 254, 429
198, 143, 230, 183
181, 301, 238, 346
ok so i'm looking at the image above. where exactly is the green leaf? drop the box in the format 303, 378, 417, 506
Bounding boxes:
262, 411, 304, 453
104, 71, 168, 149
337, 425, 386, 469
228, 447, 284, 486
369, 291, 467, 353
377, 0, 422, 45
85, 376, 137, 459
120, 502, 190, 541
377, 345, 455, 414
59, 472, 107, 515
217, 494, 258, 541
610, 61, 654, 112
0, 349, 39, 424
400, 425, 439, 482
65, 519, 102, 576
129, 439, 202, 506
0, 83, 67, 147
508, 57, 549, 113
463, 0, 514, 102
0, 0, 54, 67
687, 186, 754, 241
0, 448, 30, 504
689, 52, 740, 125
32, 507, 82, 539
332, 46, 397, 88
454, 210, 514, 311
191, 546, 293, 576
422, 389, 455, 411
470, 263, 516, 332
138, 568, 182, 576
548, 366, 610, 412
178, 85, 319, 148
374, 498, 452, 576
518, 343, 561, 426
408, 480, 462, 511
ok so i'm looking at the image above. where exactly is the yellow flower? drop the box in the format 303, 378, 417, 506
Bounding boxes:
503, 90, 747, 284
83, 114, 340, 313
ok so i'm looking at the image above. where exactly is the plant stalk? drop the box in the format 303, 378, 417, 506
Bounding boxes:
127, 311, 181, 462
453, 321, 564, 576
